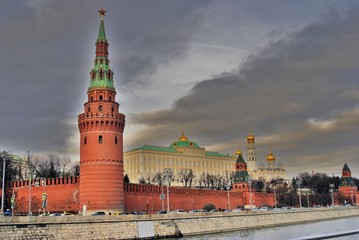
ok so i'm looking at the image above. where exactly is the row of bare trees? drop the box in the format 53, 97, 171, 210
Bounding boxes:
0, 151, 79, 183
29, 153, 79, 179
137, 168, 236, 189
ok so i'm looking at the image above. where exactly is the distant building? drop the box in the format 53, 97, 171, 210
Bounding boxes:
124, 133, 236, 186
246, 133, 288, 182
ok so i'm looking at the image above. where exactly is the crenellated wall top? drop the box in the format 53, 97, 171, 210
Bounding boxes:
78, 112, 125, 121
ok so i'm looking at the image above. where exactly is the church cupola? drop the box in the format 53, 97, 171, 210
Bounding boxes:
247, 132, 255, 144
267, 150, 276, 169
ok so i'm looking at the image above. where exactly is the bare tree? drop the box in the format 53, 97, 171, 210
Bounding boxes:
178, 168, 195, 187
163, 168, 174, 186
138, 177, 146, 185
59, 157, 72, 177
198, 172, 207, 188
68, 161, 80, 177
151, 172, 163, 186
224, 171, 235, 187
30, 154, 61, 178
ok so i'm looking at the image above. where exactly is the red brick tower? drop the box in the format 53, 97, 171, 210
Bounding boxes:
78, 9, 125, 212
338, 163, 357, 204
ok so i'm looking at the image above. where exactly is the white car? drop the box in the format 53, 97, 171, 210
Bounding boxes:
174, 209, 186, 214
231, 208, 242, 212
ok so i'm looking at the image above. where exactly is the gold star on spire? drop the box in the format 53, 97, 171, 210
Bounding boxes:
98, 8, 106, 18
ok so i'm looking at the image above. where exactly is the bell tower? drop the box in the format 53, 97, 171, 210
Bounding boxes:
78, 9, 125, 212
247, 132, 257, 172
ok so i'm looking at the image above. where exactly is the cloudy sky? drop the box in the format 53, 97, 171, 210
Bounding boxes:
1, 0, 358, 178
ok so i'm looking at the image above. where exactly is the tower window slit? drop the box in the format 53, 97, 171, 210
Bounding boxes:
98, 135, 103, 144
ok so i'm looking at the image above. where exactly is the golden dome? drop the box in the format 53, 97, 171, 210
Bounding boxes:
235, 148, 242, 156
247, 132, 255, 143
267, 151, 276, 161
178, 133, 189, 141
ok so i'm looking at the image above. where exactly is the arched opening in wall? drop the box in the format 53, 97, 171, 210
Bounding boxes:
88, 107, 90, 112
91, 96, 94, 102
98, 135, 103, 144
111, 106, 114, 112
115, 136, 118, 144
99, 105, 102, 112
84, 137, 87, 145
109, 96, 112, 101
99, 95, 103, 101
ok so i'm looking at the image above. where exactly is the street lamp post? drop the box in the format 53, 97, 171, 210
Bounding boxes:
166, 183, 170, 212
297, 179, 302, 208
1, 151, 10, 215
273, 185, 277, 209
27, 151, 33, 216
41, 178, 47, 215
248, 179, 252, 209
226, 186, 231, 210
146, 190, 149, 214
161, 184, 164, 211
329, 184, 335, 207
355, 186, 357, 205
306, 194, 310, 208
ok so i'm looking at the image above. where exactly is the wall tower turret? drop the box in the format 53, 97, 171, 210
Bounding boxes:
78, 9, 125, 212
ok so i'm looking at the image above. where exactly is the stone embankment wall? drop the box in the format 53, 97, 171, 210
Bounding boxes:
0, 207, 359, 239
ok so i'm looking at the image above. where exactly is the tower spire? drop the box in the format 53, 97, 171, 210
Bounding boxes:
89, 8, 114, 90
178, 114, 188, 141
97, 8, 107, 42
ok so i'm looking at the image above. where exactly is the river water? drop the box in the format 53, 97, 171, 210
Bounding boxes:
178, 216, 359, 240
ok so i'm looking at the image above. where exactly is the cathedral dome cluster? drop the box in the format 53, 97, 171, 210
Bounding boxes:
246, 133, 288, 181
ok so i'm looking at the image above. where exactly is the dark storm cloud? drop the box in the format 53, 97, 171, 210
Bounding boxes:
0, 0, 209, 156
111, 1, 209, 87
130, 7, 359, 176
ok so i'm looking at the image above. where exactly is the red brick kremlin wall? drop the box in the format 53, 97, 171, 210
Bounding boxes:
124, 184, 274, 213
5, 179, 274, 214
9, 177, 79, 214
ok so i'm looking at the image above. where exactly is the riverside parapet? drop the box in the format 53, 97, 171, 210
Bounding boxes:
0, 207, 359, 239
